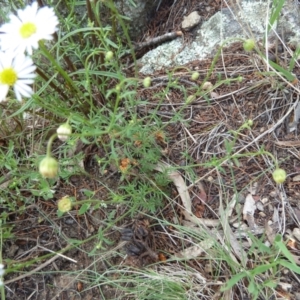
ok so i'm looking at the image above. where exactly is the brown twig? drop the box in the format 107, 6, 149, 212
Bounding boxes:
134, 31, 183, 51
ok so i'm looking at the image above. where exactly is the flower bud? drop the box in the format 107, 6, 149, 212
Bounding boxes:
143, 77, 152, 88
115, 84, 121, 92
272, 168, 287, 184
39, 156, 58, 178
243, 39, 255, 52
202, 81, 213, 90
186, 95, 196, 103
247, 119, 253, 126
105, 51, 114, 61
57, 123, 72, 142
191, 72, 199, 81
58, 196, 72, 213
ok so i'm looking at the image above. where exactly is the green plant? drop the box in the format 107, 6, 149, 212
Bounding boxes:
221, 234, 300, 299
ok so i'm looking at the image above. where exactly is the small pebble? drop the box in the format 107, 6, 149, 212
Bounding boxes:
181, 11, 201, 30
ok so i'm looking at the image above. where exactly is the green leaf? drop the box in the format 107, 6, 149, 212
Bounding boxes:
264, 279, 277, 289
224, 139, 232, 153
267, 59, 296, 82
267, 0, 285, 34
78, 203, 90, 215
57, 210, 64, 217
220, 272, 247, 291
248, 278, 256, 294
279, 260, 300, 274
250, 263, 275, 276
274, 234, 296, 265
233, 157, 240, 167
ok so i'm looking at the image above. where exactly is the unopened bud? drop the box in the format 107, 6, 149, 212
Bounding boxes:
247, 119, 253, 126
57, 123, 72, 142
105, 51, 114, 61
39, 156, 58, 178
58, 196, 72, 213
143, 77, 152, 88
191, 72, 199, 81
272, 168, 287, 184
243, 39, 255, 52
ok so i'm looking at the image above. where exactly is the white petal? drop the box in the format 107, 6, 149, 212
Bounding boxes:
18, 66, 36, 79
17, 78, 35, 84
14, 87, 21, 101
0, 52, 13, 69
0, 85, 9, 102
14, 81, 33, 98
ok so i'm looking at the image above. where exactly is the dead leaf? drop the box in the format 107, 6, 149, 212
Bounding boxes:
155, 162, 192, 213
243, 194, 257, 231
194, 204, 205, 218
219, 196, 247, 266
265, 221, 275, 244
175, 238, 214, 259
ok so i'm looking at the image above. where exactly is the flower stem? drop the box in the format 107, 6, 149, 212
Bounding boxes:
38, 41, 85, 101
46, 133, 58, 157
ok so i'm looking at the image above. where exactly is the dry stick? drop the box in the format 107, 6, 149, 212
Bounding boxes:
134, 31, 183, 51
4, 244, 71, 285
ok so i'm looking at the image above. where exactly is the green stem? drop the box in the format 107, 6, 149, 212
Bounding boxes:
38, 41, 85, 100
0, 220, 5, 300
46, 133, 58, 157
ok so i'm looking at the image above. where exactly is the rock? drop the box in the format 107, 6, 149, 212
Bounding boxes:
113, 0, 159, 40
181, 11, 201, 31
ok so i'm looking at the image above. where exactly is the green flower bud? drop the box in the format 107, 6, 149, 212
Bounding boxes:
247, 119, 253, 126
58, 196, 72, 213
191, 72, 200, 81
186, 95, 196, 103
105, 51, 114, 61
57, 123, 72, 142
39, 156, 58, 178
115, 84, 121, 92
272, 168, 287, 184
243, 39, 255, 52
143, 77, 152, 88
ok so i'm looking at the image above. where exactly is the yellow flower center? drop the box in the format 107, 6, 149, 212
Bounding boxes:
19, 22, 37, 38
0, 68, 17, 85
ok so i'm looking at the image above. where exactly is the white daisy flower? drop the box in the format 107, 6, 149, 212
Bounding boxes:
0, 51, 36, 102
0, 2, 59, 55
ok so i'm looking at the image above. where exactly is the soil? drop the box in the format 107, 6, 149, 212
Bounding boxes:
3, 0, 300, 299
